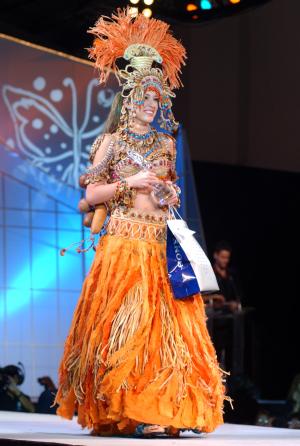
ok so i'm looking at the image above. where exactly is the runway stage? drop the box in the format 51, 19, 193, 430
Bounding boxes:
0, 411, 300, 446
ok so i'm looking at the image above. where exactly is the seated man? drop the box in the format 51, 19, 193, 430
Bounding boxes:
0, 364, 35, 412
211, 240, 243, 313
204, 241, 244, 373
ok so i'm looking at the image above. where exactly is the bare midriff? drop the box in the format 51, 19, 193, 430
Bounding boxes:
132, 190, 166, 216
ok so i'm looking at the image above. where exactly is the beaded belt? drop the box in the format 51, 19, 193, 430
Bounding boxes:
106, 208, 168, 242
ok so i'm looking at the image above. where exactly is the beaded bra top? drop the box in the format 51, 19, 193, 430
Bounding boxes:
84, 130, 177, 186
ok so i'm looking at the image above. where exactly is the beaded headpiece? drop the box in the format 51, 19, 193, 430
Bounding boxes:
87, 8, 186, 132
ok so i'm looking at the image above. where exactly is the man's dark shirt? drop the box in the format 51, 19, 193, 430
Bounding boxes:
0, 389, 19, 411
0, 389, 31, 412
37, 389, 58, 414
213, 266, 243, 302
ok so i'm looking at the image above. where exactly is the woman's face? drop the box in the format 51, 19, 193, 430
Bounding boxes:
134, 89, 159, 125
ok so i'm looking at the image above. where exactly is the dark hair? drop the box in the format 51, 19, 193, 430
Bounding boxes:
2, 364, 24, 385
214, 240, 232, 254
103, 91, 124, 134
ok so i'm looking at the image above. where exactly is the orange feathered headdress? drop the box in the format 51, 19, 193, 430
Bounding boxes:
87, 8, 186, 91
87, 8, 186, 131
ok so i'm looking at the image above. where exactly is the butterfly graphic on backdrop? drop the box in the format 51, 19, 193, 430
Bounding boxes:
2, 76, 116, 187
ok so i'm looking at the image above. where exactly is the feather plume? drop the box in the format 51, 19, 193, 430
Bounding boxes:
87, 8, 186, 90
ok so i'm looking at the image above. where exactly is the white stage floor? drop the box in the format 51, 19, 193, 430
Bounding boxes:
0, 411, 300, 446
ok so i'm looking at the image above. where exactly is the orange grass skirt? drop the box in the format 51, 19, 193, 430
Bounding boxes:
55, 211, 229, 435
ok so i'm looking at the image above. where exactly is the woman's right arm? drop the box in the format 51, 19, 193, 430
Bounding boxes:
85, 134, 118, 206
85, 135, 162, 206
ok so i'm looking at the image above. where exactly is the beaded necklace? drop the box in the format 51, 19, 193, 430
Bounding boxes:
124, 128, 155, 141
118, 126, 161, 159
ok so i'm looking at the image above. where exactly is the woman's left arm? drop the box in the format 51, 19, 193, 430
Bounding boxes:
164, 135, 181, 207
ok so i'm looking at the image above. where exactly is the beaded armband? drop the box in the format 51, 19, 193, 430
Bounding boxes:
84, 137, 115, 185
110, 179, 136, 212
163, 135, 178, 182
169, 166, 179, 182
89, 134, 105, 163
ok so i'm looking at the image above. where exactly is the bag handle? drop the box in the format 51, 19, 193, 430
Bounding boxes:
168, 205, 183, 221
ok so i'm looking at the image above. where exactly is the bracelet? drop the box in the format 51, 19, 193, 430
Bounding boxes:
110, 179, 136, 211
172, 184, 181, 209
158, 183, 181, 211
172, 184, 181, 195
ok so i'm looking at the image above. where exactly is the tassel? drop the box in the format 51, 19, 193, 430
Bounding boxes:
60, 233, 96, 256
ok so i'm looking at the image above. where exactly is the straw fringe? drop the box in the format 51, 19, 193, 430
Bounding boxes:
55, 226, 229, 433
106, 282, 144, 367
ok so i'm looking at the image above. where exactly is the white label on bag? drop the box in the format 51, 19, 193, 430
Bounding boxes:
167, 218, 219, 292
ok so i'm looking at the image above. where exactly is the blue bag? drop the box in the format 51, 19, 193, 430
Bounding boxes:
166, 226, 200, 299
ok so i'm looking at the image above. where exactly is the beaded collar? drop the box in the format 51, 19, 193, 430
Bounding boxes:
124, 128, 156, 141
117, 126, 159, 157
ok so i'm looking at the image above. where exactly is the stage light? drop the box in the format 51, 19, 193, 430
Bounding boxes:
142, 7, 152, 17
129, 7, 139, 17
129, 0, 140, 4
229, 0, 241, 3
192, 15, 199, 19
186, 3, 198, 11
144, 0, 154, 5
200, 0, 213, 9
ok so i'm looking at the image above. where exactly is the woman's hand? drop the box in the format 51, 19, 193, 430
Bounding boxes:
163, 181, 179, 206
7, 376, 20, 396
127, 171, 162, 190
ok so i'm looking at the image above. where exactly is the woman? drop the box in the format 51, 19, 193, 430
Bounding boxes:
54, 8, 229, 437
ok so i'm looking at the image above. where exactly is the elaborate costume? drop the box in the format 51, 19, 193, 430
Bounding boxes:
54, 8, 229, 437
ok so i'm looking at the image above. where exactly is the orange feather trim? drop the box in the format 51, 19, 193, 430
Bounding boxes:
87, 8, 186, 90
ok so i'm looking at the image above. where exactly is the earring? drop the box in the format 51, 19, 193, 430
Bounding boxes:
119, 104, 129, 131
129, 106, 136, 130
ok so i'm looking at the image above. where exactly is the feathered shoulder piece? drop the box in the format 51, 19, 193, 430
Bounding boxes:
87, 8, 186, 91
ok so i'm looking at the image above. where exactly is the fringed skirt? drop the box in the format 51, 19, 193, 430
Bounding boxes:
55, 208, 228, 435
